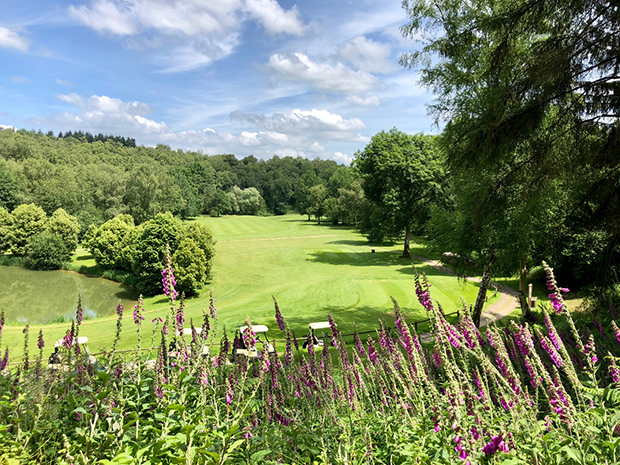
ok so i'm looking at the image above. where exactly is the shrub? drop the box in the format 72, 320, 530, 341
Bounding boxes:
46, 208, 80, 252
8, 203, 47, 255
25, 230, 71, 270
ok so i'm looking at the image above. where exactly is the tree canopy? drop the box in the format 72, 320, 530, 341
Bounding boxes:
401, 0, 620, 292
354, 129, 444, 257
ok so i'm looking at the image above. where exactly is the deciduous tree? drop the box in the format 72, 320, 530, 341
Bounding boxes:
354, 129, 444, 257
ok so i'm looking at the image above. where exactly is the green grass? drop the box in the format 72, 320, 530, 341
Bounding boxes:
1, 215, 493, 358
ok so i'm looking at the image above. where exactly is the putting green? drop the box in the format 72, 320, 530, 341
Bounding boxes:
1, 215, 494, 360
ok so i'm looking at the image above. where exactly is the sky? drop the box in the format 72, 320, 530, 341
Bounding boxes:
0, 0, 436, 164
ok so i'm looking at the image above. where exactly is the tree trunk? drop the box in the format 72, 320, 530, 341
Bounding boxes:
402, 225, 411, 257
518, 260, 536, 321
317, 215, 321, 225
307, 214, 311, 221
473, 259, 493, 327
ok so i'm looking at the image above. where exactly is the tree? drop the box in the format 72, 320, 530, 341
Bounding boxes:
25, 230, 71, 270
172, 238, 207, 296
8, 203, 47, 255
124, 164, 184, 224
46, 208, 81, 253
228, 186, 264, 215
180, 222, 216, 279
305, 184, 328, 224
204, 188, 231, 216
354, 129, 444, 257
88, 214, 135, 270
400, 0, 620, 313
131, 212, 183, 296
0, 161, 18, 211
0, 207, 12, 253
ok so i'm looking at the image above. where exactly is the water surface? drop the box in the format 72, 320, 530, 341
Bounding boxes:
0, 266, 139, 323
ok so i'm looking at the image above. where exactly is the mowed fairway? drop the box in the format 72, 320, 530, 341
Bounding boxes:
1, 215, 491, 356
192, 215, 486, 335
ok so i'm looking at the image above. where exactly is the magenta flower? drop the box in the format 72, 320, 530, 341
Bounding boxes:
482, 435, 509, 455
133, 304, 144, 325
273, 297, 285, 331
242, 318, 256, 350
161, 245, 178, 301
209, 291, 217, 320
225, 377, 234, 406
0, 348, 8, 371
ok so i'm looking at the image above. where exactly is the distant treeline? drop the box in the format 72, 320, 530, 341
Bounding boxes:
51, 130, 137, 148
0, 128, 361, 234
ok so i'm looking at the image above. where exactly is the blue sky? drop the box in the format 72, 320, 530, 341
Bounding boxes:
0, 0, 436, 164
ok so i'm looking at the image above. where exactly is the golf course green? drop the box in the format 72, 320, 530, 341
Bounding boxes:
1, 215, 492, 358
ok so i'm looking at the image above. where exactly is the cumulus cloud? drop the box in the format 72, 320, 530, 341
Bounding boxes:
11, 76, 29, 83
346, 94, 381, 107
32, 93, 167, 135
244, 0, 305, 35
231, 108, 366, 134
239, 130, 288, 146
68, 0, 306, 69
29, 93, 357, 163
266, 53, 378, 94
337, 36, 396, 74
0, 26, 29, 52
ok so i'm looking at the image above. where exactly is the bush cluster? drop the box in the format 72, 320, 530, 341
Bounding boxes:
85, 212, 215, 296
0, 203, 80, 270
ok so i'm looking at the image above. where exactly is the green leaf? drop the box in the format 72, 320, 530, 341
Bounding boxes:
561, 445, 582, 463
227, 439, 244, 454
250, 450, 271, 463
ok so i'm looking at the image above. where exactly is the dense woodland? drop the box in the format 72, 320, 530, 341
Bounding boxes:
0, 128, 358, 227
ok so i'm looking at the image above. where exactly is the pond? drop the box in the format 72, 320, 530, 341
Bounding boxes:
0, 266, 139, 324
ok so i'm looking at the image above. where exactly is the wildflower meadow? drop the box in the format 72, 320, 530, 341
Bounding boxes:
1, 259, 619, 464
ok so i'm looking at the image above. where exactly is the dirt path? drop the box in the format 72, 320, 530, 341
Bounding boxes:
406, 253, 519, 327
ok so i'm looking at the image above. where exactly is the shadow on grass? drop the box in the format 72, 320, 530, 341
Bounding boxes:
306, 250, 456, 278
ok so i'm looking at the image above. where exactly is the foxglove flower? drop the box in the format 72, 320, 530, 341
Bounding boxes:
273, 296, 285, 331
161, 245, 178, 301
543, 261, 568, 314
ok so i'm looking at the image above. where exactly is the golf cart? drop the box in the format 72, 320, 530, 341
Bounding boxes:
48, 336, 96, 370
234, 325, 275, 359
302, 321, 332, 349
172, 327, 211, 357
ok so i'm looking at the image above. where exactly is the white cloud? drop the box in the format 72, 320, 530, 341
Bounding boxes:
57, 93, 152, 116
239, 130, 288, 146
346, 94, 381, 107
34, 93, 167, 135
266, 53, 378, 94
69, 0, 138, 36
337, 36, 396, 74
0, 26, 29, 52
11, 76, 29, 84
243, 0, 305, 36
158, 37, 240, 73
231, 108, 366, 134
274, 148, 304, 157
68, 0, 307, 70
29, 93, 358, 164
56, 79, 76, 87
333, 151, 353, 165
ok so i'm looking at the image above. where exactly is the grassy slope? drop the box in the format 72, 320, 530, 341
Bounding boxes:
1, 215, 491, 358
